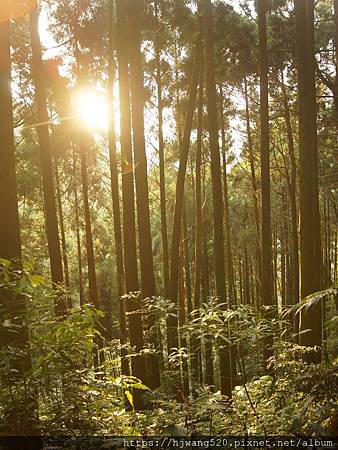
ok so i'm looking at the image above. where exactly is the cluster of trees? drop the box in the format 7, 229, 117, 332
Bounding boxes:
0, 0, 337, 434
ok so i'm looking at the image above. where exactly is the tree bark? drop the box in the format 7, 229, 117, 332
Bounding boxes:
0, 3, 38, 434
78, 137, 99, 309
155, 0, 170, 299
183, 202, 193, 316
219, 85, 236, 305
29, 4, 66, 316
257, 0, 273, 368
203, 0, 232, 397
191, 69, 203, 384
244, 77, 262, 306
55, 160, 71, 293
168, 51, 199, 352
116, 0, 146, 409
108, 0, 128, 376
128, 0, 160, 389
72, 150, 85, 307
281, 77, 299, 309
294, 0, 322, 363
334, 0, 338, 93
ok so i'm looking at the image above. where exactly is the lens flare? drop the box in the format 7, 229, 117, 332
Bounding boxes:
73, 89, 108, 131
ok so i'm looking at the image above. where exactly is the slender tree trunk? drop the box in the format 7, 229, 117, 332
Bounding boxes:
155, 0, 170, 299
244, 248, 250, 305
29, 4, 66, 316
257, 0, 273, 367
128, 0, 160, 389
74, 46, 102, 365
183, 200, 193, 393
273, 225, 278, 306
334, 0, 338, 95
295, 0, 322, 363
281, 78, 299, 309
286, 246, 292, 307
168, 52, 199, 352
79, 139, 99, 309
244, 77, 262, 306
0, 4, 38, 434
191, 69, 203, 385
193, 70, 203, 315
201, 161, 214, 387
179, 229, 189, 397
219, 86, 237, 385
281, 191, 287, 306
203, 0, 232, 397
238, 257, 243, 304
116, 0, 146, 409
219, 86, 236, 305
78, 136, 105, 367
72, 149, 84, 306
280, 76, 300, 339
204, 340, 214, 387
334, 230, 337, 285
183, 202, 193, 315
55, 160, 71, 292
324, 195, 332, 287
108, 0, 128, 376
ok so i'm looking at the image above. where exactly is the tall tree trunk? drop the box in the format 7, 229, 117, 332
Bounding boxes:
168, 52, 199, 352
128, 0, 160, 389
334, 0, 338, 94
257, 0, 273, 366
281, 77, 299, 309
55, 160, 71, 292
219, 85, 236, 305
294, 0, 322, 363
116, 0, 146, 409
244, 248, 250, 305
238, 257, 243, 304
108, 0, 128, 376
29, 4, 66, 316
78, 136, 105, 368
201, 159, 214, 387
183, 202, 193, 315
244, 77, 262, 306
219, 86, 237, 385
179, 230, 189, 397
272, 225, 278, 306
323, 195, 332, 287
334, 230, 337, 285
0, 3, 38, 434
183, 200, 193, 393
78, 137, 99, 309
74, 46, 102, 365
281, 191, 287, 306
203, 0, 232, 397
72, 150, 84, 306
194, 67, 204, 309
155, 0, 170, 299
191, 68, 204, 385
191, 74, 204, 382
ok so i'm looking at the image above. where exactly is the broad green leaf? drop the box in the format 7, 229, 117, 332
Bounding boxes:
27, 274, 44, 287
132, 382, 149, 390
125, 390, 133, 407
0, 258, 11, 267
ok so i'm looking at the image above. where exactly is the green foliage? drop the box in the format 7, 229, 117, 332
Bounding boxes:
119, 346, 337, 436
1, 262, 337, 435
0, 264, 150, 434
3, 0, 337, 438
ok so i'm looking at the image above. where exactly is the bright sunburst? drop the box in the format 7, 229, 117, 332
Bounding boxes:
73, 89, 108, 131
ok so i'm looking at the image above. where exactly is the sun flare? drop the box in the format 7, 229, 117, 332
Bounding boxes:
73, 89, 108, 131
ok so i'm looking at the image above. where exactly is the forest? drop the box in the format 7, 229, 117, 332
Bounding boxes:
0, 0, 337, 445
